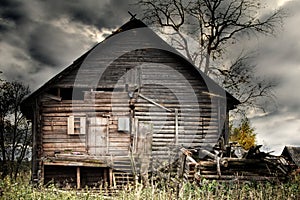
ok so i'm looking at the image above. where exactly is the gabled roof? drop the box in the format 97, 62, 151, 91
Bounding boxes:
282, 146, 300, 167
21, 17, 240, 117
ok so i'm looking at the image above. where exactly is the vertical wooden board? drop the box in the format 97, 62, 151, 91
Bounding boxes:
132, 118, 138, 153
88, 117, 108, 155
80, 117, 86, 134
67, 116, 74, 135
137, 122, 153, 153
88, 127, 96, 155
136, 122, 153, 176
95, 127, 107, 155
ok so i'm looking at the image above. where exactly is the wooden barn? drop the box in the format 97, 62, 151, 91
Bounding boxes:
21, 18, 240, 188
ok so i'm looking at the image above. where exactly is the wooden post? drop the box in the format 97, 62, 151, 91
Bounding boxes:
109, 168, 113, 187
180, 154, 187, 179
103, 168, 107, 186
106, 117, 109, 153
76, 167, 80, 189
41, 161, 44, 185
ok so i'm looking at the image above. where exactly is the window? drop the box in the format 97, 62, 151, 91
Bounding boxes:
118, 117, 130, 133
68, 116, 86, 135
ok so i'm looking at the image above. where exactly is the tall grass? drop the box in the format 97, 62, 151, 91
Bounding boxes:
0, 173, 299, 200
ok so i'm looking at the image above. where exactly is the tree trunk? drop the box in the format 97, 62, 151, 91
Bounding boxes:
0, 116, 8, 178
10, 109, 18, 178
204, 49, 211, 74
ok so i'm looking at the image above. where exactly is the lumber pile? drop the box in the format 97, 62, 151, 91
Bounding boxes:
179, 145, 292, 183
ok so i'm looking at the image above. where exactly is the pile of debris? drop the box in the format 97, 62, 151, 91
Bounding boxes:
179, 144, 293, 183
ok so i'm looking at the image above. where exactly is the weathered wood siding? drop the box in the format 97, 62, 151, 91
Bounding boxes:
24, 22, 234, 187
40, 48, 227, 166
41, 91, 131, 157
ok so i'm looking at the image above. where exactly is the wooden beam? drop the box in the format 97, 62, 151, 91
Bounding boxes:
138, 93, 172, 112
43, 161, 108, 168
198, 148, 228, 167
180, 148, 197, 164
44, 93, 62, 101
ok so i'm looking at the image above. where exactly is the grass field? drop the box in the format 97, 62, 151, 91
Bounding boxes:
0, 173, 299, 200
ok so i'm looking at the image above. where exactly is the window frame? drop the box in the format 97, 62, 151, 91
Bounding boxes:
67, 116, 86, 135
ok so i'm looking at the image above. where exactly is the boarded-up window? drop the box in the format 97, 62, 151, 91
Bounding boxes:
68, 116, 86, 135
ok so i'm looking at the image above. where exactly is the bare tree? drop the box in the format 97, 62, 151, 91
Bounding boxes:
219, 53, 278, 114
137, 0, 284, 113
0, 79, 31, 179
0, 80, 13, 178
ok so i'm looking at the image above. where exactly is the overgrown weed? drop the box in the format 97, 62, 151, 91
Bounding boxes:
0, 174, 299, 200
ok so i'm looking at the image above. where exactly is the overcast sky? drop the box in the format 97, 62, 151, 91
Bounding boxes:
0, 0, 299, 154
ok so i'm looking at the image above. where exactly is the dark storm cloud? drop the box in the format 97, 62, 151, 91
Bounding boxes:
245, 0, 300, 153
38, 0, 136, 29
0, 0, 27, 23
39, 0, 111, 28
28, 24, 88, 67
0, 0, 139, 89
0, 0, 136, 29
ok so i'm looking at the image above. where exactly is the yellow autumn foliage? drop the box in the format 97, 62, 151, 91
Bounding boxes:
230, 118, 256, 150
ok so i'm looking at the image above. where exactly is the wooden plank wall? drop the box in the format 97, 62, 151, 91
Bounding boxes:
85, 92, 131, 155
39, 48, 228, 185
41, 91, 131, 157
40, 48, 227, 158
133, 63, 223, 169
41, 98, 87, 156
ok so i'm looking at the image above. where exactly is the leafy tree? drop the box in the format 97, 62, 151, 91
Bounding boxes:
0, 78, 31, 179
137, 0, 284, 114
230, 118, 256, 150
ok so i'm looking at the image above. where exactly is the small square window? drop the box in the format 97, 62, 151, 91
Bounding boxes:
118, 117, 130, 133
68, 116, 86, 135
